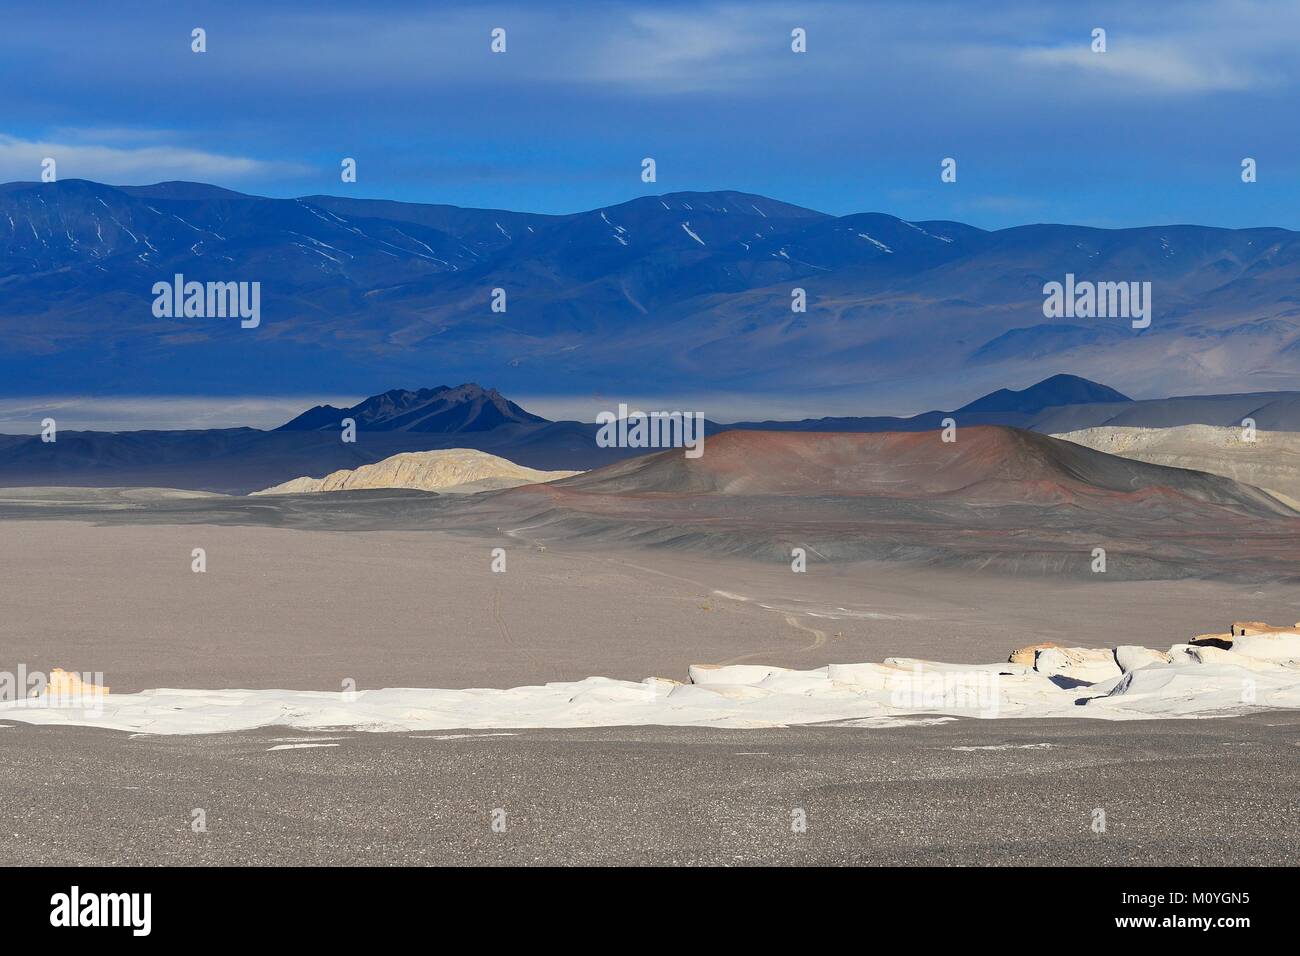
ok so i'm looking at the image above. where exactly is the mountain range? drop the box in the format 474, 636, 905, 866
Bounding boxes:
5, 374, 1300, 494
6, 180, 1300, 408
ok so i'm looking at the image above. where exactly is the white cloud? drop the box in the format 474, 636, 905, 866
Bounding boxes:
1018, 43, 1264, 93
0, 132, 308, 184
582, 7, 794, 93
211, 3, 826, 96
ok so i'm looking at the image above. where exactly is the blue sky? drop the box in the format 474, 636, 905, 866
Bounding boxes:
4, 0, 1300, 229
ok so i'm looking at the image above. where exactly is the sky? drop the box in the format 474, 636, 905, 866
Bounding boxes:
3, 0, 1300, 231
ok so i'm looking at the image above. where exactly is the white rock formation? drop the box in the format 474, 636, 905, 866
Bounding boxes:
1115, 645, 1172, 672
4, 624, 1298, 735
1033, 646, 1122, 683
1230, 631, 1300, 663
252, 449, 580, 496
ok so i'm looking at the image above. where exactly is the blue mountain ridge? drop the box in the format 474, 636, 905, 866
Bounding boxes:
4, 180, 1300, 407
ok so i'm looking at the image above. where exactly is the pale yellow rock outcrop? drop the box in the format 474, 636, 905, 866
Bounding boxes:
1052, 424, 1300, 508
1008, 641, 1062, 666
252, 449, 580, 496
38, 669, 109, 703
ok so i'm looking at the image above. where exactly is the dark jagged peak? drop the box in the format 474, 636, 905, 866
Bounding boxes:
276, 383, 549, 433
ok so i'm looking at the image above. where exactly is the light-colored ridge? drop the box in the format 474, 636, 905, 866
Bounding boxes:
1053, 424, 1300, 506
252, 448, 580, 496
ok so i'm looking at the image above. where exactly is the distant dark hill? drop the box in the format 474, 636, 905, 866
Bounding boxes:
954, 374, 1130, 415
278, 383, 547, 432
723, 375, 1300, 433
725, 374, 1132, 433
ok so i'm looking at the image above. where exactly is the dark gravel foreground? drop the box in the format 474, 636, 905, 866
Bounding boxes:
1, 712, 1297, 866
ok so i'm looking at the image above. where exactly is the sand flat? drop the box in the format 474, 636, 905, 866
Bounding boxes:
2, 516, 1299, 696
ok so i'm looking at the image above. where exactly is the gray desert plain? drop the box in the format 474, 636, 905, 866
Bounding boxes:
2, 409, 1299, 866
